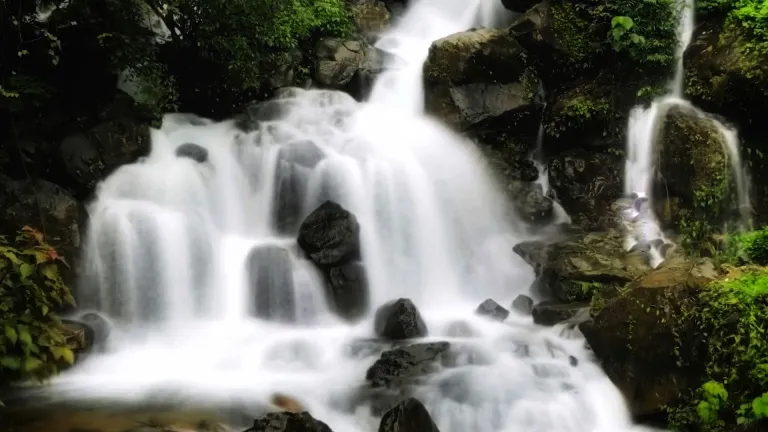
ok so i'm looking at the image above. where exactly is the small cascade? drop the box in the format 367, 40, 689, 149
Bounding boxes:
622, 0, 751, 267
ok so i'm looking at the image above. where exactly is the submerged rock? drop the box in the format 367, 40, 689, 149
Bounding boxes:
374, 298, 428, 340
366, 342, 450, 389
509, 181, 554, 225
532, 301, 589, 326
244, 412, 332, 432
246, 245, 296, 322
511, 294, 534, 314
474, 299, 509, 321
175, 142, 209, 163
297, 201, 361, 268
327, 262, 370, 321
378, 398, 440, 432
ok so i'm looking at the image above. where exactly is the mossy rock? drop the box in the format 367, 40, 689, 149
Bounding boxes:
423, 28, 539, 131
513, 229, 655, 303
580, 258, 719, 418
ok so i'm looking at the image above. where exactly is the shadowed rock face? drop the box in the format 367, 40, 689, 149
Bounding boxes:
378, 398, 441, 432
297, 201, 361, 268
374, 298, 428, 340
244, 412, 333, 432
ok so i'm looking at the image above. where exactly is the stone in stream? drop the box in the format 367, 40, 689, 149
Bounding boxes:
327, 261, 370, 321
511, 294, 534, 315
378, 398, 441, 432
532, 301, 590, 326
243, 412, 332, 432
374, 298, 427, 340
297, 201, 361, 268
246, 245, 296, 322
175, 142, 209, 163
474, 299, 509, 321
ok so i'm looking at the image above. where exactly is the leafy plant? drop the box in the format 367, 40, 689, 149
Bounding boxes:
0, 226, 77, 388
610, 16, 647, 51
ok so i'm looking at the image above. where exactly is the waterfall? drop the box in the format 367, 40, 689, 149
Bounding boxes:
622, 0, 751, 266
43, 0, 654, 431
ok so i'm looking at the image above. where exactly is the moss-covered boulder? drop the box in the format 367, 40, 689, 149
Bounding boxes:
513, 229, 655, 303
349, 0, 391, 41
423, 28, 539, 131
656, 105, 737, 254
579, 258, 719, 418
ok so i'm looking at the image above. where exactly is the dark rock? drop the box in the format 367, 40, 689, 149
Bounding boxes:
297, 201, 361, 267
328, 262, 370, 321
79, 312, 111, 349
474, 299, 509, 321
509, 181, 554, 225
579, 259, 718, 417
246, 245, 296, 322
244, 412, 332, 432
511, 294, 534, 314
374, 299, 428, 340
378, 398, 440, 432
272, 141, 326, 235
237, 99, 300, 131
0, 176, 81, 281
366, 342, 450, 388
175, 143, 209, 163
314, 38, 386, 100
513, 230, 653, 302
501, 0, 540, 12
278, 141, 325, 169
423, 28, 539, 131
532, 301, 589, 326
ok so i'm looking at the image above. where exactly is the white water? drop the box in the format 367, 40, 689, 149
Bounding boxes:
622, 0, 750, 266
43, 0, 653, 431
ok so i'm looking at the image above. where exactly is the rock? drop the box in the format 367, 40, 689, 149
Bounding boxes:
501, 0, 540, 13
175, 143, 208, 163
532, 301, 589, 326
297, 201, 361, 268
443, 321, 476, 337
579, 258, 718, 417
327, 262, 370, 321
366, 342, 450, 388
314, 38, 385, 100
60, 319, 95, 352
0, 176, 81, 280
244, 412, 332, 432
511, 294, 534, 314
273, 141, 326, 235
474, 299, 509, 321
374, 299, 428, 340
246, 245, 296, 322
509, 1, 553, 46
423, 28, 539, 131
548, 149, 623, 230
269, 393, 305, 413
513, 230, 654, 302
79, 311, 111, 349
349, 0, 391, 41
378, 398, 440, 432
264, 49, 305, 90
60, 116, 150, 197
509, 181, 554, 225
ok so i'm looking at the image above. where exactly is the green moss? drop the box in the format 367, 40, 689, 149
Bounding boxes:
551, 3, 593, 61
666, 268, 768, 430
718, 227, 768, 265
545, 91, 610, 138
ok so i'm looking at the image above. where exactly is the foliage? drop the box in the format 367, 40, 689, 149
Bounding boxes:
718, 227, 768, 265
0, 226, 77, 387
666, 269, 768, 430
699, 0, 768, 57
546, 91, 610, 137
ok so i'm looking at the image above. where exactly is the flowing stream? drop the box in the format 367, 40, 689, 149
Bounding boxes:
622, 0, 751, 266
25, 0, 659, 431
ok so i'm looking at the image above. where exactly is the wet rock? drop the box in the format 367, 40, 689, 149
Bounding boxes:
314, 38, 385, 100
79, 312, 111, 349
244, 412, 332, 432
0, 176, 81, 280
237, 98, 300, 130
501, 0, 540, 12
60, 116, 150, 196
579, 258, 718, 417
246, 245, 296, 322
297, 201, 361, 268
509, 181, 554, 225
532, 301, 589, 326
511, 294, 534, 314
423, 28, 539, 131
269, 393, 306, 413
513, 230, 654, 302
378, 398, 440, 432
443, 321, 476, 337
273, 141, 325, 235
374, 298, 428, 340
366, 342, 450, 388
278, 140, 325, 169
349, 0, 391, 41
60, 319, 95, 352
175, 143, 209, 163
474, 299, 509, 321
327, 262, 370, 321
548, 149, 623, 230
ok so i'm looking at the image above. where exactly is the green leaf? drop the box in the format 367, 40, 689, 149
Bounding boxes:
51, 346, 75, 365
752, 393, 768, 419
23, 357, 44, 372
611, 15, 634, 30
0, 356, 21, 370
19, 263, 35, 280
18, 326, 33, 347
41, 304, 49, 316
4, 325, 18, 344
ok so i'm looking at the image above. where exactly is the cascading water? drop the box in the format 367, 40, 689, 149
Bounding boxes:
622, 0, 751, 266
35, 0, 654, 431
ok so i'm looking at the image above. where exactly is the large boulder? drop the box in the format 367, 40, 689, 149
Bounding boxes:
314, 38, 386, 100
297, 201, 361, 268
378, 398, 441, 432
423, 28, 540, 131
0, 176, 81, 280
349, 0, 391, 41
374, 298, 428, 340
366, 342, 450, 389
513, 230, 655, 302
244, 412, 332, 432
579, 258, 719, 418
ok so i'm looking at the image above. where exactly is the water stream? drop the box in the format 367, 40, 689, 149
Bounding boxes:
22, 0, 659, 431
